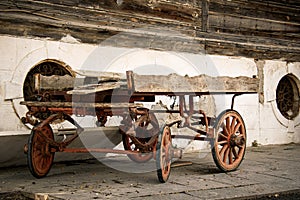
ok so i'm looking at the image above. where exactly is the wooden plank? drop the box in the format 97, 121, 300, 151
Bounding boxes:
74, 70, 126, 80
130, 71, 258, 94
208, 0, 300, 40
35, 73, 126, 91
67, 82, 127, 95
35, 74, 75, 91
20, 101, 143, 108
208, 12, 300, 36
209, 0, 300, 24
118, 0, 201, 22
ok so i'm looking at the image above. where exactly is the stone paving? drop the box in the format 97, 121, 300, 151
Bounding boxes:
0, 143, 299, 199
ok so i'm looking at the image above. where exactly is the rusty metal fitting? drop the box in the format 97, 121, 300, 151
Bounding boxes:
23, 112, 39, 126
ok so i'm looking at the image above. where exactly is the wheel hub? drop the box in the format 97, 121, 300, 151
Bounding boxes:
230, 134, 245, 147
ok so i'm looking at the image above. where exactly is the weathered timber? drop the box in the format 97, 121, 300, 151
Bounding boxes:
0, 0, 299, 61
74, 70, 126, 80
35, 74, 74, 91
67, 82, 126, 95
127, 71, 259, 94
36, 71, 258, 94
35, 73, 125, 91
35, 74, 126, 94
20, 101, 142, 108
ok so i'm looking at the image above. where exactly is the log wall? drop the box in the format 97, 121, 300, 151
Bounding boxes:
0, 0, 299, 61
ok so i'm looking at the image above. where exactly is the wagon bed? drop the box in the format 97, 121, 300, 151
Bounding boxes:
21, 70, 258, 183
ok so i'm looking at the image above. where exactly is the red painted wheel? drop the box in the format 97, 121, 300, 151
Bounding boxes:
27, 124, 55, 178
122, 112, 159, 163
212, 110, 246, 172
156, 126, 172, 183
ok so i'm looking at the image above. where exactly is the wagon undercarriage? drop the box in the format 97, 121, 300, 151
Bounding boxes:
21, 70, 258, 183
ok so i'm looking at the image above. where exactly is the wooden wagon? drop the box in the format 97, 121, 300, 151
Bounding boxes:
21, 70, 258, 183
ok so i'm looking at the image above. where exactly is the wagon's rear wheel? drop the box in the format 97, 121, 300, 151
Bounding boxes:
122, 134, 154, 163
156, 125, 172, 183
212, 110, 246, 172
27, 124, 55, 178
122, 112, 159, 163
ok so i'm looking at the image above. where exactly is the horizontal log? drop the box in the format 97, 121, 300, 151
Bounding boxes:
35, 73, 126, 92
128, 71, 258, 94
35, 70, 258, 95
20, 101, 143, 108
35, 74, 74, 91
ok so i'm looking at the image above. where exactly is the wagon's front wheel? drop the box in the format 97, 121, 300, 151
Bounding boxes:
156, 125, 172, 183
27, 124, 55, 178
212, 110, 246, 172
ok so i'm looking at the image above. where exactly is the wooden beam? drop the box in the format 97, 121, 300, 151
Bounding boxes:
130, 71, 258, 94
20, 101, 143, 108
35, 73, 126, 92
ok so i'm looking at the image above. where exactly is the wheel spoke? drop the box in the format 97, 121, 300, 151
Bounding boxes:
38, 158, 44, 171
223, 147, 229, 163
41, 158, 46, 169
164, 165, 170, 174
229, 147, 233, 164
238, 146, 244, 156
217, 140, 228, 145
218, 132, 228, 140
163, 135, 170, 147
221, 123, 230, 136
230, 116, 237, 133
219, 144, 228, 156
233, 121, 242, 134
223, 146, 230, 163
226, 117, 231, 134
232, 147, 238, 159
162, 160, 166, 169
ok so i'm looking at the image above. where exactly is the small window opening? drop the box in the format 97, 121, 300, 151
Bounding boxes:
23, 60, 74, 101
276, 74, 300, 120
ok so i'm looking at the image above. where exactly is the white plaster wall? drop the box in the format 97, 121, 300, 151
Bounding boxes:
0, 34, 299, 154
258, 61, 300, 145
0, 35, 96, 134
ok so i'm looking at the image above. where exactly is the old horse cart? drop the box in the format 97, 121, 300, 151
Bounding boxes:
21, 70, 258, 183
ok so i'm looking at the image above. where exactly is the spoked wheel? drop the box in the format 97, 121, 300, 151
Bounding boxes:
27, 124, 55, 178
156, 125, 172, 183
212, 110, 246, 172
122, 112, 159, 163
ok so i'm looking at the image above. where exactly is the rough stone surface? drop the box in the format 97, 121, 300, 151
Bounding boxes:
0, 143, 299, 199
